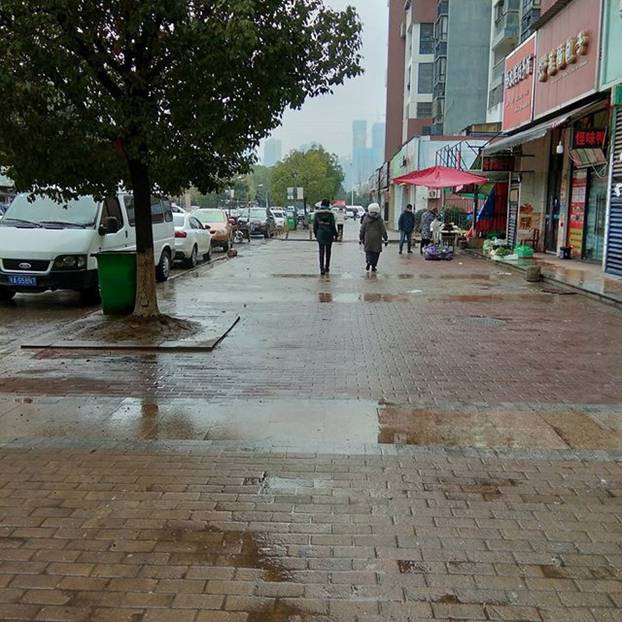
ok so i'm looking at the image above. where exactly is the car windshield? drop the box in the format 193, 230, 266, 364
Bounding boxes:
195, 210, 225, 223
173, 213, 186, 227
272, 210, 284, 217
250, 209, 266, 218
1, 194, 99, 228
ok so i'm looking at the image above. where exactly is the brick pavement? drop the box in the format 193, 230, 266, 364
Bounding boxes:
0, 230, 620, 405
1, 225, 622, 619
1, 444, 621, 621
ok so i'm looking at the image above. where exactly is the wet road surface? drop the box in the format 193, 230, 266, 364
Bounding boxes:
1, 222, 622, 621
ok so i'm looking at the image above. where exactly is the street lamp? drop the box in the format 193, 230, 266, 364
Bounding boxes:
257, 184, 269, 209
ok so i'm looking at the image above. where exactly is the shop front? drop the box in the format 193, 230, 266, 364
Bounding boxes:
600, 0, 622, 277
533, 0, 607, 261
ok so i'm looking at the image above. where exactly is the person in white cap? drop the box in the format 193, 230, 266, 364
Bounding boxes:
359, 203, 388, 272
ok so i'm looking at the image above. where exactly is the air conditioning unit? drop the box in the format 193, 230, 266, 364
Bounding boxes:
428, 189, 441, 199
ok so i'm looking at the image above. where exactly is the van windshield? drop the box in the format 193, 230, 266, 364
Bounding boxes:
1, 194, 99, 228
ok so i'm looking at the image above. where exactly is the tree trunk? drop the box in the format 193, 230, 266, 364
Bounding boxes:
128, 157, 160, 319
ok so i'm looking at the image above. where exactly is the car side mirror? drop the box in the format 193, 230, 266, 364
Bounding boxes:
99, 216, 119, 236
204, 224, 211, 230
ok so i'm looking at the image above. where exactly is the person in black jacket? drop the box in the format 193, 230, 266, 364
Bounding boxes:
313, 199, 338, 275
398, 204, 415, 254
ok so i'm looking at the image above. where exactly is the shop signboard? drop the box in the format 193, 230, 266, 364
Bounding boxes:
568, 169, 587, 256
600, 0, 622, 89
533, 0, 602, 120
502, 34, 536, 131
482, 155, 515, 172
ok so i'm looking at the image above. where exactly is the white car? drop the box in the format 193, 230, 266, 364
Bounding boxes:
0, 193, 175, 302
270, 208, 286, 228
173, 212, 212, 267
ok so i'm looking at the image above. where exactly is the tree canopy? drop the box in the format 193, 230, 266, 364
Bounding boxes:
0, 1, 362, 316
271, 147, 344, 207
0, 1, 362, 199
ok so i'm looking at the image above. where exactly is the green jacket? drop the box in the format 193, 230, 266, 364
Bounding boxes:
313, 210, 337, 244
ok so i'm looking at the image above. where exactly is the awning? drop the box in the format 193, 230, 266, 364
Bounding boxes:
392, 165, 488, 188
483, 101, 606, 155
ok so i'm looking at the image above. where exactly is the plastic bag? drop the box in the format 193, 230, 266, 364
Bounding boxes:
514, 244, 534, 258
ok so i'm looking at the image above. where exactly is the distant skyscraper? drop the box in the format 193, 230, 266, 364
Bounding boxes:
352, 120, 368, 150
264, 138, 282, 167
352, 120, 371, 189
371, 122, 386, 167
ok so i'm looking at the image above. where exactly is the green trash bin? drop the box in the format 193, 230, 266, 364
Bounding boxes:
96, 251, 137, 315
287, 216, 297, 231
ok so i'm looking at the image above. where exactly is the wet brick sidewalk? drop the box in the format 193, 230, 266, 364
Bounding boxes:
0, 444, 621, 622
1, 224, 622, 620
0, 226, 620, 406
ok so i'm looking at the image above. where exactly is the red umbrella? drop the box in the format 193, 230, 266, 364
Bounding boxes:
393, 165, 488, 188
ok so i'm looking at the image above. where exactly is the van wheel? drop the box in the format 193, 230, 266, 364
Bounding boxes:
184, 245, 198, 269
156, 250, 171, 282
203, 247, 212, 262
0, 287, 15, 302
222, 240, 230, 253
80, 286, 101, 305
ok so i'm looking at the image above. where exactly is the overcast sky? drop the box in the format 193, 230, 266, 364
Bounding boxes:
260, 0, 389, 162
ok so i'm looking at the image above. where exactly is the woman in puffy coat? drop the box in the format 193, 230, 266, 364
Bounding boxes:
359, 203, 388, 272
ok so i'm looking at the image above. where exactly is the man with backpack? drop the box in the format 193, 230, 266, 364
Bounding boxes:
313, 198, 338, 276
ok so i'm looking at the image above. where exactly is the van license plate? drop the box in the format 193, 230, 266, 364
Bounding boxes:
8, 275, 37, 287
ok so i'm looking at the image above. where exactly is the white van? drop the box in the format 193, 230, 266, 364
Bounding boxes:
0, 193, 174, 302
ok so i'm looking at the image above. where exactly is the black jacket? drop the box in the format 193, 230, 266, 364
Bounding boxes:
398, 210, 415, 233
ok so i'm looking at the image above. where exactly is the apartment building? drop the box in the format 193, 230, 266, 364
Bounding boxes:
432, 0, 493, 135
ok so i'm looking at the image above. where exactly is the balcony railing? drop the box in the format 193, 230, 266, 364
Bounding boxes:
435, 40, 447, 57
437, 0, 448, 17
492, 10, 519, 49
491, 59, 505, 85
433, 81, 446, 98
488, 83, 504, 110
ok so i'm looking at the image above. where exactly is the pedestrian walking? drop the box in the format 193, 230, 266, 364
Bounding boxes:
420, 205, 437, 254
359, 202, 388, 272
313, 198, 338, 275
398, 203, 415, 254
332, 204, 346, 241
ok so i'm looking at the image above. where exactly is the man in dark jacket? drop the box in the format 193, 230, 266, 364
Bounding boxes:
398, 204, 415, 254
313, 198, 338, 275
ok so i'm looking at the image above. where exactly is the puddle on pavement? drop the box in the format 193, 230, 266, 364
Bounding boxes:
418, 273, 494, 280
442, 293, 555, 303
158, 523, 291, 581
318, 292, 411, 303
376, 405, 593, 450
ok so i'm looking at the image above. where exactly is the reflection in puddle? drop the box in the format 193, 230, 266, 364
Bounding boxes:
141, 402, 159, 417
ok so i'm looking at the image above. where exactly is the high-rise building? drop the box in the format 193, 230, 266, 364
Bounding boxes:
352, 120, 372, 189
263, 138, 282, 167
352, 120, 368, 150
372, 122, 386, 167
432, 0, 492, 135
385, 0, 436, 161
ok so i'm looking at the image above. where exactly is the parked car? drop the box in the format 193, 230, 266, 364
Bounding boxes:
270, 208, 286, 229
193, 208, 233, 251
173, 212, 212, 267
248, 207, 276, 238
0, 193, 174, 302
